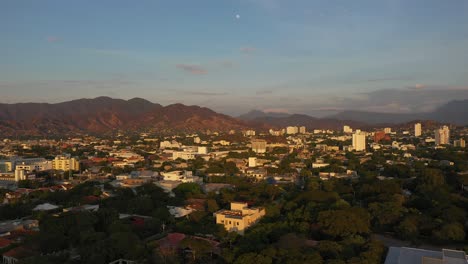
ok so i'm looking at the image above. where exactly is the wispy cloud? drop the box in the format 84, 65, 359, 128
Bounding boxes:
407, 83, 426, 90
184, 91, 228, 96
366, 76, 413, 82
255, 90, 273, 95
240, 46, 256, 54
46, 36, 60, 43
176, 64, 208, 75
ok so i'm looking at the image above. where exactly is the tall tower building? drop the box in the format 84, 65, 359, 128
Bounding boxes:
435, 126, 450, 145
251, 139, 267, 153
352, 131, 366, 151
414, 123, 422, 137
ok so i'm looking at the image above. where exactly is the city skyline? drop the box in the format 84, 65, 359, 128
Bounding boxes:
2, 0, 468, 116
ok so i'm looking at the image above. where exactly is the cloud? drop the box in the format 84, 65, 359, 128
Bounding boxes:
176, 64, 208, 75
255, 90, 274, 95
407, 83, 426, 90
366, 76, 413, 82
183, 91, 228, 96
46, 36, 60, 43
240, 47, 256, 54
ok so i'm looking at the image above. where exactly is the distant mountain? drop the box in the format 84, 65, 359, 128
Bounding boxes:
0, 97, 250, 136
329, 100, 468, 125
238, 110, 291, 120
240, 110, 365, 130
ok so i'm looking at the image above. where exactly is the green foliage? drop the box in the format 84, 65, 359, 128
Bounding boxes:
173, 182, 202, 199
318, 208, 370, 238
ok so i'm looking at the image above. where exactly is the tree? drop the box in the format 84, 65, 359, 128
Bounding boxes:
368, 202, 405, 229
395, 215, 419, 241
173, 183, 202, 199
317, 208, 370, 238
206, 199, 219, 213
432, 223, 465, 242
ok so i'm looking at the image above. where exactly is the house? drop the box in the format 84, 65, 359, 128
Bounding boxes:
214, 202, 265, 235
0, 238, 12, 249
2, 246, 34, 264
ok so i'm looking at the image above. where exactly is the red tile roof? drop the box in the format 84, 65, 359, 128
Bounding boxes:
2, 246, 33, 259
0, 237, 12, 248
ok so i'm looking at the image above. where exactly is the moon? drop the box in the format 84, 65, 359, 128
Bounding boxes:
235, 14, 240, 19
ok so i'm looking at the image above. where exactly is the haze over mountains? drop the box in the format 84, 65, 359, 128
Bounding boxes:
0, 97, 466, 136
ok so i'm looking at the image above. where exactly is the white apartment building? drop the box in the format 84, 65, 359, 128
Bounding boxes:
435, 126, 450, 145
52, 155, 80, 171
414, 123, 422, 137
352, 131, 367, 151
286, 126, 299, 135
299, 126, 306, 134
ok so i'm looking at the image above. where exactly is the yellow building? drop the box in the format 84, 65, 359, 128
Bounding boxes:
214, 202, 265, 235
52, 155, 80, 171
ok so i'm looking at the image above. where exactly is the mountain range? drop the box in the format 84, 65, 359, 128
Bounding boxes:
0, 97, 249, 136
328, 99, 468, 125
0, 97, 466, 136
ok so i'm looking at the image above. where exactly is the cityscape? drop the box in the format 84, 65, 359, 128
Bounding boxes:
2, 1, 468, 264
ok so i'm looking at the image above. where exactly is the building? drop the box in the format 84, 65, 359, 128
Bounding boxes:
269, 129, 284, 136
343, 125, 353, 133
52, 155, 80, 171
352, 131, 366, 151
384, 127, 392, 134
251, 139, 267, 154
214, 202, 265, 235
435, 126, 450, 145
197, 146, 208, 154
299, 126, 306, 134
374, 131, 391, 143
286, 126, 299, 135
160, 170, 201, 183
172, 151, 196, 160
248, 157, 257, 167
243, 130, 256, 136
414, 123, 422, 137
454, 139, 466, 148
384, 247, 467, 264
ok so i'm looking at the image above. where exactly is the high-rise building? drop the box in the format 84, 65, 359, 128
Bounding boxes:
286, 126, 299, 135
343, 125, 353, 133
434, 126, 450, 145
352, 131, 366, 151
454, 138, 466, 148
299, 126, 306, 134
414, 123, 422, 137
251, 139, 267, 153
384, 127, 392, 134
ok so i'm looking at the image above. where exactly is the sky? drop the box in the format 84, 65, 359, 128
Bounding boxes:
1, 0, 468, 116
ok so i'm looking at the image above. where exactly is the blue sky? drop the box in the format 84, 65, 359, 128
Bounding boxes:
1, 0, 468, 116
